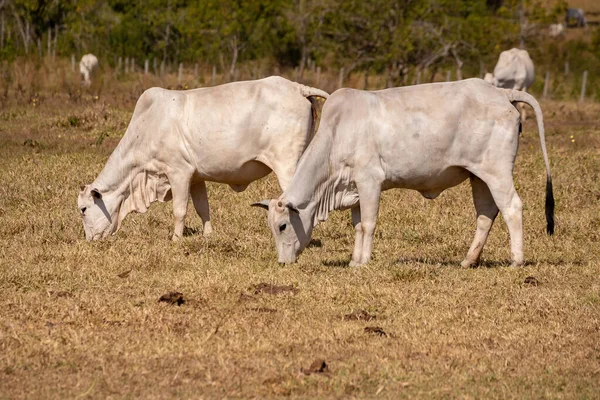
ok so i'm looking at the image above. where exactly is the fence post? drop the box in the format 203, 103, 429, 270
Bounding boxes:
160, 60, 165, 77
178, 63, 183, 85
416, 69, 421, 85
294, 66, 299, 82
212, 65, 217, 85
125, 57, 129, 74
316, 66, 321, 86
1, 11, 4, 51
543, 71, 550, 98
53, 25, 58, 61
564, 61, 569, 76
144, 59, 149, 75
194, 63, 198, 84
47, 27, 51, 57
338, 67, 344, 89
579, 70, 588, 102
446, 70, 451, 82
71, 54, 75, 72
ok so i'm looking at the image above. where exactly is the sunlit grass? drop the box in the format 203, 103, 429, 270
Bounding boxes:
1, 92, 599, 398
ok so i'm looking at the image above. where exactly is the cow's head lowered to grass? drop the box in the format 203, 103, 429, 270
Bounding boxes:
252, 198, 315, 264
77, 185, 118, 241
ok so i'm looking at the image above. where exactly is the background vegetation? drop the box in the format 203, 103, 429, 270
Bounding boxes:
1, 0, 599, 92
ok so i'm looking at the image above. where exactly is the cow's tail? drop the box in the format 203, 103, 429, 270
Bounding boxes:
502, 89, 555, 235
294, 83, 329, 138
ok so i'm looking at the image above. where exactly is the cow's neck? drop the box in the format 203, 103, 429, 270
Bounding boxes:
92, 135, 170, 230
284, 132, 358, 225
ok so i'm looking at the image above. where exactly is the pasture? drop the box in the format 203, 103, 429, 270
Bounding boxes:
1, 81, 600, 398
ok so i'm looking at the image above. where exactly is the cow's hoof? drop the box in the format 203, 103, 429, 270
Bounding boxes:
460, 259, 477, 268
349, 260, 362, 268
171, 234, 181, 242
202, 227, 213, 237
510, 261, 525, 268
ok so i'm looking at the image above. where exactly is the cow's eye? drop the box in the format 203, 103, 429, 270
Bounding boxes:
279, 223, 286, 232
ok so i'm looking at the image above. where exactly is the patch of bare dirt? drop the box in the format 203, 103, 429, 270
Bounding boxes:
252, 283, 298, 295
301, 359, 330, 375
117, 269, 131, 278
158, 292, 185, 306
364, 326, 388, 337
344, 309, 376, 321
523, 276, 540, 286
248, 306, 278, 313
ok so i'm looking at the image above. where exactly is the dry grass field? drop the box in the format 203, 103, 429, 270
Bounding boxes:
1, 71, 600, 399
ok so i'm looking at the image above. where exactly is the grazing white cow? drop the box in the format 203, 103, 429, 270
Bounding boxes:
484, 48, 534, 121
254, 79, 554, 267
78, 76, 328, 241
79, 54, 99, 86
548, 23, 565, 38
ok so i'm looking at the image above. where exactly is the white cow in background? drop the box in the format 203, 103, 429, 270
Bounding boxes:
254, 79, 554, 267
548, 23, 565, 38
484, 48, 534, 120
78, 76, 328, 241
80, 54, 99, 86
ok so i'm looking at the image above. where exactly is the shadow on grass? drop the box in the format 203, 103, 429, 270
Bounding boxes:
183, 226, 201, 237
322, 259, 351, 268
393, 257, 562, 268
307, 239, 322, 248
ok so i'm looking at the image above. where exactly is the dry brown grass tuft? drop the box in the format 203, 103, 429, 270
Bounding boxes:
1, 79, 600, 398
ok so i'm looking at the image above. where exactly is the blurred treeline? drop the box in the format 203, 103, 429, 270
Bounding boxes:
1, 0, 599, 90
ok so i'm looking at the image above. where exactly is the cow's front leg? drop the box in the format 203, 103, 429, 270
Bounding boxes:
349, 206, 363, 267
355, 179, 382, 265
170, 176, 191, 241
191, 181, 212, 236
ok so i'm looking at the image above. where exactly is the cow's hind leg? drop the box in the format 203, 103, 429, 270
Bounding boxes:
350, 206, 363, 267
461, 176, 499, 268
475, 172, 523, 267
191, 181, 212, 236
170, 175, 191, 241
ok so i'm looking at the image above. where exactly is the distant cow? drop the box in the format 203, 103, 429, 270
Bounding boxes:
78, 76, 328, 241
254, 79, 554, 267
484, 48, 534, 120
565, 8, 587, 27
548, 23, 565, 38
79, 54, 98, 86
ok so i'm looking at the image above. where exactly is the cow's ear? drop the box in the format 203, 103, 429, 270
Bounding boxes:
251, 200, 270, 210
286, 203, 299, 214
91, 188, 102, 200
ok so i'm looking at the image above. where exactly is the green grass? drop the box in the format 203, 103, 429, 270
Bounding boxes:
0, 86, 599, 399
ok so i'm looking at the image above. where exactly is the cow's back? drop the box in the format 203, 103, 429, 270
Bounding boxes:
129, 77, 314, 185
321, 80, 518, 192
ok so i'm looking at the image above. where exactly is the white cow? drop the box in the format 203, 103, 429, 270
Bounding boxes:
484, 48, 535, 120
253, 79, 554, 267
548, 23, 565, 38
80, 54, 99, 86
78, 76, 328, 241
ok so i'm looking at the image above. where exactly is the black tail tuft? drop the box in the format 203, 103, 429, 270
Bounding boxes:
545, 177, 555, 235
